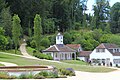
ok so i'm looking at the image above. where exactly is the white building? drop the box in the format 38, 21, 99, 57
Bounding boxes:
90, 43, 120, 66
42, 33, 76, 60
78, 51, 92, 62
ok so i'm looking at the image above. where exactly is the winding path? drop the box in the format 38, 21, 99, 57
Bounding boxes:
0, 61, 17, 66
20, 43, 37, 59
19, 43, 62, 63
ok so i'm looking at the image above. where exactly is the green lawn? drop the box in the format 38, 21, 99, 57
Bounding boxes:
61, 60, 88, 65
1, 49, 21, 55
0, 63, 4, 66
0, 52, 116, 72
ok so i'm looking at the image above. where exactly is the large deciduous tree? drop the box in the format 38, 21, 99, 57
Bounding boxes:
110, 2, 120, 33
1, 7, 12, 37
0, 0, 6, 12
12, 14, 21, 54
34, 14, 42, 52
93, 0, 110, 29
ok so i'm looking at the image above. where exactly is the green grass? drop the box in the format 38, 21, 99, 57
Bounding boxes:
26, 47, 35, 56
1, 49, 21, 55
0, 63, 4, 66
0, 52, 116, 72
61, 60, 88, 65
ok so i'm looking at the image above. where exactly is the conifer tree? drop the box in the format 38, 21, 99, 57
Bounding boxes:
12, 14, 21, 54
34, 14, 42, 52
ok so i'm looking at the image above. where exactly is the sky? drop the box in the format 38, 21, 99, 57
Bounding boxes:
86, 0, 120, 14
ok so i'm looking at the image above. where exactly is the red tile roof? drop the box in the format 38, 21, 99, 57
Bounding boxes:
78, 51, 92, 57
96, 43, 119, 49
43, 44, 76, 52
66, 44, 81, 50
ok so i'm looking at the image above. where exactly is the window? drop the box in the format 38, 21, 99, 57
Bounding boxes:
109, 49, 113, 53
57, 36, 59, 40
96, 49, 105, 52
96, 49, 99, 52
114, 59, 120, 64
55, 53, 57, 57
117, 49, 119, 52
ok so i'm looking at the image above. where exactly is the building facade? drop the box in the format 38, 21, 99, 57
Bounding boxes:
42, 33, 76, 60
90, 43, 120, 66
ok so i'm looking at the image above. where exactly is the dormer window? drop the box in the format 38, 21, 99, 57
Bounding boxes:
96, 49, 105, 52
117, 49, 119, 52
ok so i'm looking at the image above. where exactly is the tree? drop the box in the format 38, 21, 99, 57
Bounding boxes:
34, 14, 42, 51
1, 7, 12, 37
110, 2, 120, 33
104, 23, 111, 33
82, 13, 87, 28
93, 0, 110, 29
12, 14, 21, 54
0, 27, 8, 50
40, 37, 50, 48
92, 29, 103, 41
100, 34, 110, 43
0, 0, 6, 12
43, 18, 55, 34
63, 32, 72, 44
6, 0, 53, 35
90, 16, 96, 30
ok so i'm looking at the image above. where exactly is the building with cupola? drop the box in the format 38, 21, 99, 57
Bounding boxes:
42, 33, 76, 60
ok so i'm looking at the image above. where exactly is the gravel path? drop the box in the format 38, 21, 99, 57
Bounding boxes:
20, 43, 35, 58
18, 70, 119, 80
0, 61, 17, 66
13, 70, 120, 80
19, 43, 62, 63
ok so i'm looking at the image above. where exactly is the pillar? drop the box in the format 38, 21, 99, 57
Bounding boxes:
74, 53, 76, 60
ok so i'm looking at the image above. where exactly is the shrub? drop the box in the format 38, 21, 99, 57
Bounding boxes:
33, 52, 53, 60
0, 72, 15, 79
34, 74, 45, 79
39, 71, 49, 77
19, 74, 28, 79
40, 37, 50, 48
35, 71, 58, 78
30, 40, 36, 48
48, 72, 58, 78
19, 73, 34, 79
0, 74, 11, 79
59, 68, 75, 76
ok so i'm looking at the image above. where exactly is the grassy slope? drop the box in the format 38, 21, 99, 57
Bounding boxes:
0, 52, 116, 72
61, 60, 88, 65
1, 50, 21, 55
0, 63, 4, 66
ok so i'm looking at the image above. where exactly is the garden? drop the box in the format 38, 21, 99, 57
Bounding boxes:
0, 66, 75, 79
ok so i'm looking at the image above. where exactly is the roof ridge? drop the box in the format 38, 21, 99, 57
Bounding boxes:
65, 45, 76, 52
43, 45, 54, 51
54, 45, 60, 51
102, 43, 106, 48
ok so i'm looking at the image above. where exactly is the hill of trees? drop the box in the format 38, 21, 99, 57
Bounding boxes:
0, 0, 120, 52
